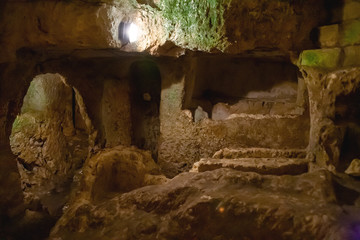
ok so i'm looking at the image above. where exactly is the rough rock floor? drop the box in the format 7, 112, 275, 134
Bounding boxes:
50, 168, 360, 240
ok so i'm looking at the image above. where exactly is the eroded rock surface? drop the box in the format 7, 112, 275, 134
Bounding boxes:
9, 74, 89, 215
78, 145, 167, 202
49, 168, 360, 240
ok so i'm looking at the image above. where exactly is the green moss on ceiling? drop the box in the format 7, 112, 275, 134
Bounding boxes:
157, 0, 230, 51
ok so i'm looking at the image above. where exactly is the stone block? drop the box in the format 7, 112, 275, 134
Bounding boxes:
300, 48, 341, 69
343, 45, 360, 67
319, 24, 339, 48
343, 0, 360, 21
340, 19, 360, 46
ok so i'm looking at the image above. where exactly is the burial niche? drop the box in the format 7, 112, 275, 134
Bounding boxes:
183, 56, 306, 121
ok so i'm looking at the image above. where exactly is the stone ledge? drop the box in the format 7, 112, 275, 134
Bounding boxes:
191, 158, 309, 175
212, 147, 307, 159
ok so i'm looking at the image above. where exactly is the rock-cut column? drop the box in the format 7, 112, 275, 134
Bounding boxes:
301, 67, 360, 169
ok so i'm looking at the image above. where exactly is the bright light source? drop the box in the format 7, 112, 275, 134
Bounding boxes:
118, 21, 140, 45
127, 23, 139, 43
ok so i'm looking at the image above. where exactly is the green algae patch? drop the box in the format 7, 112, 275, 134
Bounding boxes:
158, 0, 229, 51
11, 116, 25, 134
300, 48, 341, 69
11, 114, 38, 134
341, 20, 360, 46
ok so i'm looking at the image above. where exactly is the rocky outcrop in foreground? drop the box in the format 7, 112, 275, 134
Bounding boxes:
50, 168, 360, 240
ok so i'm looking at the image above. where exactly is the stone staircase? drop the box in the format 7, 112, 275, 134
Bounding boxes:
191, 147, 309, 175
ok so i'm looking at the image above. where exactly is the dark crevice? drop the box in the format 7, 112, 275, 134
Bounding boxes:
37, 17, 48, 34
309, 27, 319, 47
333, 178, 360, 205
17, 158, 39, 171
336, 89, 360, 172
324, 0, 344, 24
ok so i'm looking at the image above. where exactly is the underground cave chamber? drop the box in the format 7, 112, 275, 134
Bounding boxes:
2, 0, 360, 239
2, 52, 315, 239
6, 55, 313, 238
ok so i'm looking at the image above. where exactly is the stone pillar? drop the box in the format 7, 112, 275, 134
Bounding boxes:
302, 67, 360, 169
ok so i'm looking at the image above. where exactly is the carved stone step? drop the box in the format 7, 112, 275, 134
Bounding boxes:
213, 148, 307, 159
211, 100, 303, 121
191, 158, 309, 175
